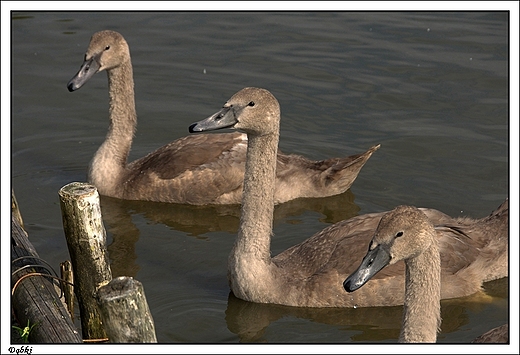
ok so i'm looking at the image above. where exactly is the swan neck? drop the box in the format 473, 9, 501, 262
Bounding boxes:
399, 238, 441, 343
228, 129, 279, 302
106, 59, 137, 147
235, 131, 279, 259
89, 60, 136, 193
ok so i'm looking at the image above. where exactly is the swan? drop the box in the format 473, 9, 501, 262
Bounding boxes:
189, 87, 508, 308
344, 205, 441, 342
67, 30, 379, 205
344, 206, 509, 343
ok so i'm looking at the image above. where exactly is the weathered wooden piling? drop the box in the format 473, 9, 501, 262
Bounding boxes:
12, 188, 24, 228
96, 276, 157, 343
60, 260, 75, 319
59, 182, 112, 341
11, 206, 82, 343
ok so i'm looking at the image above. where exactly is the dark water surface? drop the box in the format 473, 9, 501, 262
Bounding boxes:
6, 10, 516, 351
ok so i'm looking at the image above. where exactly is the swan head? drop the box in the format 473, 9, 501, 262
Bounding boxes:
343, 205, 435, 292
68, 30, 130, 92
189, 87, 280, 136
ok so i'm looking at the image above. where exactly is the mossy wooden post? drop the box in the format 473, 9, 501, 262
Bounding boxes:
96, 276, 157, 343
59, 182, 112, 341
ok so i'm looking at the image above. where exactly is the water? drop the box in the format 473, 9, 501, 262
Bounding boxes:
7, 10, 514, 350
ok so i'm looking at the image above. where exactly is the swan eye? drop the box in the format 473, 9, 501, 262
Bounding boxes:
395, 231, 403, 238
248, 101, 255, 107
105, 45, 111, 51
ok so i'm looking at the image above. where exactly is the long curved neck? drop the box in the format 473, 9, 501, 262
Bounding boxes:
238, 132, 279, 254
228, 129, 279, 300
399, 239, 441, 343
88, 59, 136, 195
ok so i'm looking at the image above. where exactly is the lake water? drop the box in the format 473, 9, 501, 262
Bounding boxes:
7, 9, 516, 352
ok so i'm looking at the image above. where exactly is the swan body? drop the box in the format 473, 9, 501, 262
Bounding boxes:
67, 30, 379, 205
189, 87, 508, 308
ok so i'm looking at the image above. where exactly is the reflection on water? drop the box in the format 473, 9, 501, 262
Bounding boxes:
225, 278, 508, 343
101, 190, 359, 277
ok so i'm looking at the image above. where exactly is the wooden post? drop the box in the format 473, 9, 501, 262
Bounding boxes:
96, 276, 157, 343
12, 188, 24, 229
59, 182, 112, 341
11, 215, 83, 343
60, 260, 75, 319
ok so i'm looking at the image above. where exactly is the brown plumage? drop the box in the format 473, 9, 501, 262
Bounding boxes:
189, 87, 508, 308
67, 30, 379, 205
472, 324, 509, 343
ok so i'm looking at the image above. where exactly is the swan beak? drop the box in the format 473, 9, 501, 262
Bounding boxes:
189, 107, 237, 133
343, 244, 390, 292
67, 55, 101, 92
